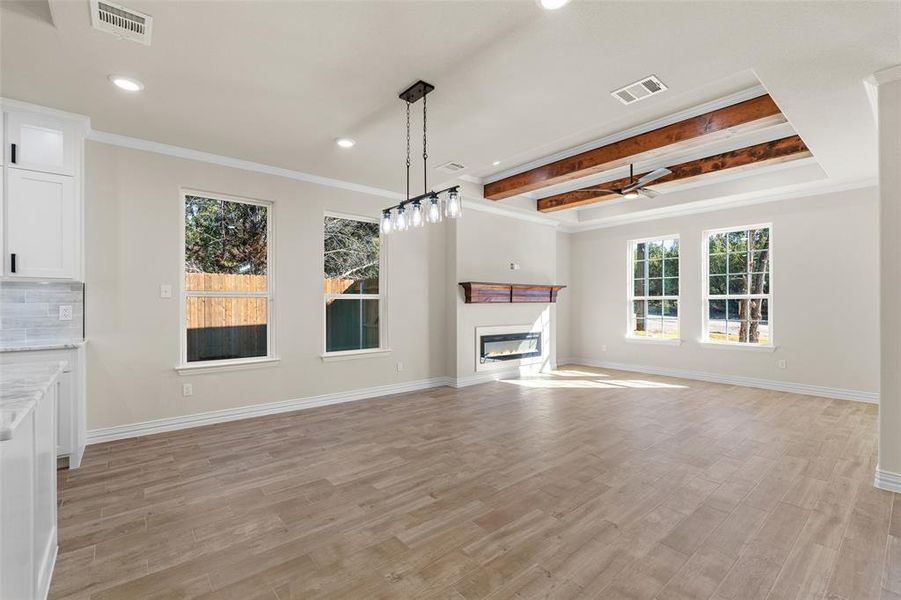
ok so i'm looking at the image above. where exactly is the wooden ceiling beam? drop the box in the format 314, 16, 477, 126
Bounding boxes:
537, 135, 811, 212
484, 94, 786, 201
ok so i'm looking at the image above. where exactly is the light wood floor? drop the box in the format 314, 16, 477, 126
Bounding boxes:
50, 366, 898, 600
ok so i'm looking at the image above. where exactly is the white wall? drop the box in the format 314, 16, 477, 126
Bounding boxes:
555, 231, 572, 361
569, 187, 879, 397
84, 142, 447, 430
451, 209, 562, 381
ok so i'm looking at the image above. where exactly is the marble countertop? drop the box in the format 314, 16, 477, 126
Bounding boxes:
0, 340, 86, 353
0, 360, 66, 441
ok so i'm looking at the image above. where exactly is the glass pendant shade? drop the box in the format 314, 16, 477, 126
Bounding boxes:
445, 189, 462, 219
394, 207, 408, 231
427, 196, 442, 224
410, 201, 424, 228
381, 211, 393, 234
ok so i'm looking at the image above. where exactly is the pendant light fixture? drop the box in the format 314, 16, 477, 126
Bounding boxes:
381, 80, 460, 235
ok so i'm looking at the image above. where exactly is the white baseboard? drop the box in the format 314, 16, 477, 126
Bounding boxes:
875, 467, 901, 493
566, 357, 879, 404
86, 376, 451, 445
449, 369, 522, 388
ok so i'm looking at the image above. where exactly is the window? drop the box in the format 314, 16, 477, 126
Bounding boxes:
629, 237, 680, 339
182, 192, 272, 365
704, 225, 771, 345
324, 214, 383, 354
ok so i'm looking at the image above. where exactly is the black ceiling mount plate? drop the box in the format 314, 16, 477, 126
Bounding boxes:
399, 80, 435, 104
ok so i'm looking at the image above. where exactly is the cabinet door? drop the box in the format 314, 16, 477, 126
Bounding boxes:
0, 411, 36, 600
6, 168, 77, 279
5, 111, 76, 176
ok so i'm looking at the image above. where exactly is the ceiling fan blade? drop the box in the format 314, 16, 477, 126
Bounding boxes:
638, 188, 659, 199
622, 167, 672, 192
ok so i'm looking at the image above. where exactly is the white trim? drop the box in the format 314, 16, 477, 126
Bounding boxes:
872, 65, 901, 87
0, 97, 91, 134
625, 336, 683, 346
175, 357, 281, 375
321, 348, 392, 362
88, 129, 405, 201
874, 467, 901, 493
565, 358, 878, 404
561, 177, 878, 233
697, 341, 776, 353
483, 86, 767, 185
86, 376, 452, 444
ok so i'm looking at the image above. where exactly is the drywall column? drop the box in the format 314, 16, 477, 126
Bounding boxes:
877, 67, 901, 492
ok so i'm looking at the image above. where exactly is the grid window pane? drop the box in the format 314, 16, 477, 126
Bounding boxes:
728, 252, 748, 275
728, 275, 748, 295
185, 196, 268, 291
752, 228, 770, 250
630, 237, 679, 339
709, 254, 727, 275
751, 250, 769, 274
186, 297, 267, 362
728, 230, 748, 252
709, 275, 726, 295
709, 233, 727, 254
325, 299, 379, 352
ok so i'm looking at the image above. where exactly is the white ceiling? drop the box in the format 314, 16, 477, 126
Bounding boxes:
1, 1, 898, 211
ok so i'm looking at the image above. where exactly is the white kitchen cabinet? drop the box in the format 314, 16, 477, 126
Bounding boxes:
5, 168, 77, 279
0, 346, 86, 468
33, 381, 58, 598
4, 111, 77, 176
0, 411, 35, 600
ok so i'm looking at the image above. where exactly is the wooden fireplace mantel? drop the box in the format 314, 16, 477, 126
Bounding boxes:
459, 282, 566, 304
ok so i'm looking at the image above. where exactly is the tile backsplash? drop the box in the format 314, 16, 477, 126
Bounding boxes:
0, 281, 84, 346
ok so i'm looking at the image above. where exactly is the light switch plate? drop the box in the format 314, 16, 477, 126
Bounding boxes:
58, 305, 73, 321
160, 284, 173, 299
182, 383, 193, 397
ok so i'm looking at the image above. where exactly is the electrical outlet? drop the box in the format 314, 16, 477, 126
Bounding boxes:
396, 361, 404, 372
160, 284, 173, 299
510, 262, 520, 271
58, 305, 73, 321
777, 360, 787, 369
182, 383, 193, 397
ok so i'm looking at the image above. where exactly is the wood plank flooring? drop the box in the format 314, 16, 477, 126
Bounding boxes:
49, 366, 898, 600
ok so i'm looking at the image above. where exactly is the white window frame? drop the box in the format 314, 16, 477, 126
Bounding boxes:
626, 234, 681, 344
322, 211, 388, 359
176, 189, 276, 372
701, 223, 774, 348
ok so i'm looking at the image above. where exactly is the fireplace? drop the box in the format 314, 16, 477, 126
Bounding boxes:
480, 332, 542, 364
475, 324, 548, 372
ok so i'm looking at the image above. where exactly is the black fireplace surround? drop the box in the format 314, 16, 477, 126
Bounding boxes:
479, 332, 542, 364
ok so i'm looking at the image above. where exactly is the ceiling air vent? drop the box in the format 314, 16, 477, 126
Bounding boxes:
90, 0, 153, 45
436, 161, 466, 173
611, 75, 667, 106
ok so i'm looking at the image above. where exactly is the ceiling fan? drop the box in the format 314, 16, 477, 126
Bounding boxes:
583, 164, 672, 199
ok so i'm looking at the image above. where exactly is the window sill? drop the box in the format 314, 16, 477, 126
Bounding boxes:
175, 357, 281, 375
698, 341, 776, 353
624, 336, 683, 346
321, 348, 392, 362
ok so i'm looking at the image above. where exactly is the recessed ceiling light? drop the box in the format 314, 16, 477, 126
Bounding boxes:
538, 0, 570, 9
335, 137, 356, 149
492, 160, 501, 166
109, 75, 144, 92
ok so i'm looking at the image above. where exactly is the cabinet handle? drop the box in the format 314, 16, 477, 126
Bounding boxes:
10, 143, 15, 164
10, 253, 16, 274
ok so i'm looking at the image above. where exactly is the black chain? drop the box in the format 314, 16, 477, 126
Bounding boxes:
422, 93, 428, 194
405, 101, 411, 201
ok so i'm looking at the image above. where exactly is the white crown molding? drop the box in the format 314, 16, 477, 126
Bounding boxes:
565, 358, 878, 404
874, 467, 901, 493
86, 376, 451, 444
872, 64, 901, 86
462, 198, 560, 228
559, 176, 878, 233
483, 85, 767, 185
0, 97, 91, 133
88, 129, 406, 201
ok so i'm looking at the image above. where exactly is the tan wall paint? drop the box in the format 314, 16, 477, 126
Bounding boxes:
569, 187, 879, 394
84, 142, 447, 430
879, 77, 901, 476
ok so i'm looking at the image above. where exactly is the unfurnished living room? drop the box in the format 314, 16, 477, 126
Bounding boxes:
0, 1, 899, 599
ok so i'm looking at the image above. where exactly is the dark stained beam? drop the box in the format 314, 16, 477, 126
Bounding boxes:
484, 94, 786, 201
537, 135, 811, 212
